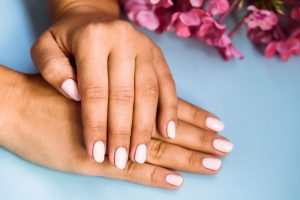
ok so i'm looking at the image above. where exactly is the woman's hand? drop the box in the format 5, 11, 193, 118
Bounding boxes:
0, 66, 233, 189
31, 0, 185, 168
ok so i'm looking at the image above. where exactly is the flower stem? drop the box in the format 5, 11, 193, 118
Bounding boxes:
229, 13, 249, 38
218, 0, 240, 22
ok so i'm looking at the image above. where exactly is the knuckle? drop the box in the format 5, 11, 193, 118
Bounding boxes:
134, 125, 153, 138
112, 21, 135, 41
110, 86, 134, 105
199, 134, 209, 147
149, 167, 161, 185
192, 109, 202, 125
83, 119, 106, 132
124, 161, 138, 177
82, 85, 108, 101
110, 129, 130, 136
139, 82, 159, 101
116, 20, 134, 34
187, 151, 198, 167
161, 72, 176, 89
149, 140, 166, 161
38, 57, 69, 79
82, 22, 104, 38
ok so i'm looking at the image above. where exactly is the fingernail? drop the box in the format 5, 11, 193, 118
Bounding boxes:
115, 147, 127, 169
165, 174, 183, 186
205, 117, 224, 132
167, 121, 176, 139
202, 158, 222, 171
93, 141, 105, 163
135, 144, 147, 164
61, 79, 81, 101
213, 139, 233, 153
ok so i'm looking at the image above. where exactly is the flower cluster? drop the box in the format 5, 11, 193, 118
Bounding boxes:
120, 0, 300, 61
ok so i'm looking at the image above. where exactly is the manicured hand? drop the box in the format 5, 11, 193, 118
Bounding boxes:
31, 10, 179, 168
0, 70, 233, 189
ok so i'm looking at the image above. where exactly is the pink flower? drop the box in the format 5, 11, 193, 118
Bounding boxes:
245, 6, 278, 31
146, 0, 174, 8
207, 0, 230, 16
123, 0, 159, 31
217, 35, 244, 60
265, 38, 300, 61
291, 7, 300, 21
195, 15, 226, 46
189, 0, 204, 7
247, 27, 282, 44
168, 9, 204, 37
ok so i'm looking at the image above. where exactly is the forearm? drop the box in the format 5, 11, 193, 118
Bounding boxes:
47, 0, 120, 22
0, 66, 25, 147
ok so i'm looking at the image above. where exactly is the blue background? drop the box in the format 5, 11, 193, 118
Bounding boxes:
0, 0, 299, 199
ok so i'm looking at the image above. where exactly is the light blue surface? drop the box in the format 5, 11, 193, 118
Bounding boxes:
0, 1, 300, 200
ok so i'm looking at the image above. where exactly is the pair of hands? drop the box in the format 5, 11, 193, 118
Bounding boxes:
31, 1, 225, 169
0, 66, 233, 189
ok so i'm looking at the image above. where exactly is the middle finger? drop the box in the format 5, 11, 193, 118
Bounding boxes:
108, 47, 135, 169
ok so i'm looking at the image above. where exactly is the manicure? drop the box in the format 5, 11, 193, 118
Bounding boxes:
202, 158, 222, 171
115, 147, 127, 169
93, 141, 105, 163
213, 139, 233, 153
167, 121, 176, 139
135, 144, 147, 164
205, 117, 224, 132
165, 174, 183, 186
61, 79, 81, 101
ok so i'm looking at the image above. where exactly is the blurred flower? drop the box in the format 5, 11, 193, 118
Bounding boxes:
291, 7, 300, 21
207, 0, 230, 16
123, 0, 159, 30
121, 0, 300, 61
217, 35, 244, 60
189, 0, 204, 7
146, 0, 174, 8
245, 6, 278, 31
195, 15, 227, 45
168, 9, 204, 37
265, 37, 300, 61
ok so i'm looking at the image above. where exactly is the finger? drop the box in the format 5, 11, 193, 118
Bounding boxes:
129, 54, 158, 164
148, 139, 223, 174
178, 98, 225, 132
81, 158, 183, 189
153, 45, 178, 139
152, 120, 233, 156
31, 31, 80, 101
75, 36, 109, 163
107, 48, 135, 169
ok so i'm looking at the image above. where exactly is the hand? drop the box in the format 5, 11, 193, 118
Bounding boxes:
31, 3, 182, 168
0, 67, 233, 189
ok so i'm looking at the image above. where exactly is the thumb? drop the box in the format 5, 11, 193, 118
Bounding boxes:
31, 31, 80, 101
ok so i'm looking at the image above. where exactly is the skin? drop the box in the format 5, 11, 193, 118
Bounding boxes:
0, 65, 232, 189
31, 0, 180, 167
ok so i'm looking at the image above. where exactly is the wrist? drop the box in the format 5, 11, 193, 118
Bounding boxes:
48, 0, 120, 22
0, 66, 26, 147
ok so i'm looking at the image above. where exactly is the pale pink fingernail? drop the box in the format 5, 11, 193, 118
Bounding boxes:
135, 144, 147, 164
213, 139, 233, 153
165, 174, 183, 186
205, 117, 224, 132
202, 158, 222, 171
93, 141, 105, 163
115, 147, 127, 169
167, 121, 176, 139
61, 79, 81, 101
